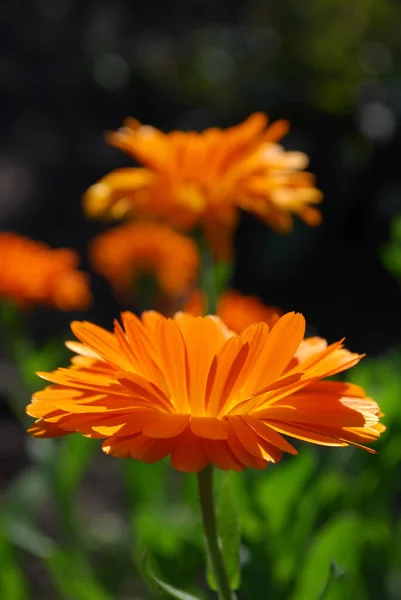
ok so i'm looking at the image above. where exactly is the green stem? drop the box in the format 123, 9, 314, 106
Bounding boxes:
200, 247, 218, 314
197, 465, 236, 600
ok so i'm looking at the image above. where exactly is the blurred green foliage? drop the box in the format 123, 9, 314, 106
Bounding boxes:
382, 215, 401, 281
1, 341, 400, 599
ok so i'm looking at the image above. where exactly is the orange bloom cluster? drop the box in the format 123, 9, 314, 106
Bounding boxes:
0, 233, 92, 311
27, 311, 384, 472
84, 113, 323, 259
185, 290, 281, 333
90, 222, 199, 300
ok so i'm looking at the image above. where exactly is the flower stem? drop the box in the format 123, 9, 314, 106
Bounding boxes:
197, 464, 236, 600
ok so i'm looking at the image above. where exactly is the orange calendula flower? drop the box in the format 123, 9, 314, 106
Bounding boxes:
90, 222, 199, 300
0, 232, 92, 311
186, 289, 281, 333
83, 113, 323, 259
27, 311, 384, 472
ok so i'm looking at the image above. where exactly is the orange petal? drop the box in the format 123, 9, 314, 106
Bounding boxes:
65, 341, 101, 359
242, 312, 305, 396
58, 413, 116, 432
228, 415, 281, 462
341, 423, 385, 443
28, 420, 69, 438
190, 416, 228, 440
121, 313, 165, 387
258, 401, 368, 427
268, 421, 349, 448
300, 380, 366, 398
35, 369, 129, 396
226, 425, 268, 469
184, 317, 225, 416
243, 416, 298, 455
170, 429, 209, 472
140, 310, 165, 332
71, 321, 131, 371
290, 337, 327, 369
113, 320, 141, 370
207, 337, 250, 417
142, 413, 190, 438
128, 433, 179, 462
202, 439, 245, 471
101, 435, 134, 458
298, 339, 363, 380
92, 411, 155, 436
154, 318, 189, 412
238, 322, 270, 383
263, 119, 290, 143
117, 371, 173, 412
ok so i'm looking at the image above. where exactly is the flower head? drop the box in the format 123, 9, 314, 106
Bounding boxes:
27, 311, 384, 472
90, 222, 199, 300
186, 290, 281, 333
84, 114, 323, 259
0, 233, 92, 311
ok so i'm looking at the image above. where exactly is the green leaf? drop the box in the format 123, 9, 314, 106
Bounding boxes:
50, 435, 95, 539
0, 521, 30, 600
316, 560, 344, 600
3, 466, 50, 518
144, 554, 202, 600
291, 513, 362, 600
123, 461, 195, 557
256, 450, 317, 534
4, 516, 56, 559
46, 548, 112, 600
54, 435, 95, 497
21, 339, 68, 390
207, 473, 241, 591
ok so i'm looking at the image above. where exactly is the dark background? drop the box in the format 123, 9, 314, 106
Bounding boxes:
2, 0, 401, 353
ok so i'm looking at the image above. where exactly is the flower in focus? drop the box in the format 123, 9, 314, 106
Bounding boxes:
0, 232, 92, 311
83, 113, 323, 259
90, 222, 199, 301
185, 289, 281, 333
27, 311, 384, 472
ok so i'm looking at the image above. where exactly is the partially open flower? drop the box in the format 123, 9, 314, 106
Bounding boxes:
84, 114, 322, 260
0, 232, 92, 311
90, 222, 199, 301
185, 289, 281, 333
27, 311, 384, 472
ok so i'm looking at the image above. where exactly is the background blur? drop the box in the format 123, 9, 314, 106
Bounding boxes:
2, 1, 401, 599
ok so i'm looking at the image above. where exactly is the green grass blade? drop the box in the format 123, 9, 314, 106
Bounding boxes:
144, 555, 202, 600
316, 561, 344, 600
291, 513, 362, 600
0, 521, 30, 600
46, 548, 112, 600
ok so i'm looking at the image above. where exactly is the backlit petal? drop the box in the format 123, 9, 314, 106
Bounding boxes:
242, 313, 305, 396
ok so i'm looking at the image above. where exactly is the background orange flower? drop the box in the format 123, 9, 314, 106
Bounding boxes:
0, 232, 92, 311
185, 289, 281, 332
27, 311, 384, 473
84, 113, 322, 260
89, 222, 199, 300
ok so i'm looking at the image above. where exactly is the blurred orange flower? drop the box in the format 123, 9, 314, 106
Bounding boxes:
90, 222, 199, 300
185, 289, 281, 332
27, 311, 384, 472
0, 233, 92, 311
84, 113, 322, 259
